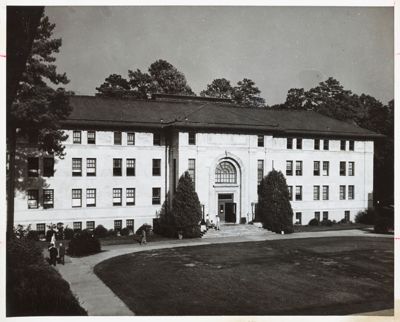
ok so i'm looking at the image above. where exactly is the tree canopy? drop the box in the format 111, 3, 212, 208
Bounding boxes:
200, 78, 233, 99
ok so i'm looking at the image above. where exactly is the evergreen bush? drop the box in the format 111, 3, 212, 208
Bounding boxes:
67, 229, 101, 257
308, 218, 319, 226
257, 170, 294, 233
355, 208, 376, 224
64, 227, 74, 240
94, 225, 108, 238
120, 227, 130, 236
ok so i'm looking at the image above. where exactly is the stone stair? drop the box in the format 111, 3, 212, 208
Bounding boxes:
201, 223, 270, 239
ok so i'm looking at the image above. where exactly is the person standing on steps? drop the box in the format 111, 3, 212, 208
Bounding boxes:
216, 214, 220, 231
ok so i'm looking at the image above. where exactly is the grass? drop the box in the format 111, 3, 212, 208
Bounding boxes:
99, 233, 171, 246
293, 223, 372, 233
94, 236, 393, 315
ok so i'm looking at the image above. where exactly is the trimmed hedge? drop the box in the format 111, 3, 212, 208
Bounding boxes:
7, 237, 87, 316
67, 230, 101, 257
308, 218, 319, 226
94, 225, 108, 238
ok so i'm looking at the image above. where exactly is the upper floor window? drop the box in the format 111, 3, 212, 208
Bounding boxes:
43, 189, 54, 209
340, 185, 346, 200
188, 132, 196, 145
126, 159, 135, 176
43, 158, 54, 177
257, 160, 264, 185
287, 138, 293, 149
323, 139, 329, 151
152, 187, 161, 205
215, 161, 237, 184
113, 188, 122, 206
28, 157, 39, 177
126, 188, 135, 206
72, 189, 82, 207
295, 186, 302, 201
257, 135, 264, 147
28, 189, 39, 209
152, 159, 161, 176
153, 133, 161, 146
72, 158, 82, 176
314, 139, 320, 150
87, 158, 96, 176
288, 186, 293, 201
114, 131, 122, 145
188, 159, 196, 187
349, 140, 355, 151
339, 161, 346, 176
73, 131, 81, 144
86, 188, 96, 207
322, 185, 329, 200
295, 161, 302, 176
296, 138, 302, 149
313, 161, 320, 176
87, 131, 96, 144
313, 186, 320, 200
322, 161, 329, 176
127, 132, 135, 145
113, 159, 122, 176
348, 185, 355, 200
286, 161, 293, 176
348, 162, 355, 176
340, 140, 346, 151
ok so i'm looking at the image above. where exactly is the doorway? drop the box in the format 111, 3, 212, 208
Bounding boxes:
218, 194, 236, 223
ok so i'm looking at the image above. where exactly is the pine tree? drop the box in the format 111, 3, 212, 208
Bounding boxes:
257, 170, 293, 233
171, 172, 202, 238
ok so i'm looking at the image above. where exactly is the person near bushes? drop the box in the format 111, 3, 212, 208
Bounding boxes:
140, 229, 147, 245
48, 243, 58, 266
58, 243, 65, 265
216, 214, 220, 230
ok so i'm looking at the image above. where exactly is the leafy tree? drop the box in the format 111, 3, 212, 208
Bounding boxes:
232, 78, 266, 107
283, 88, 307, 109
7, 12, 72, 235
128, 68, 155, 99
95, 74, 131, 98
257, 170, 293, 233
171, 172, 202, 238
200, 78, 233, 98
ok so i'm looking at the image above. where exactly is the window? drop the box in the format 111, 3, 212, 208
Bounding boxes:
87, 131, 96, 144
349, 140, 354, 151
323, 211, 329, 220
126, 159, 135, 176
340, 161, 346, 176
295, 186, 302, 201
286, 161, 293, 176
215, 161, 237, 184
344, 211, 350, 222
340, 140, 346, 151
314, 139, 320, 150
43, 189, 54, 209
296, 138, 302, 149
27, 190, 39, 209
348, 162, 355, 176
43, 158, 54, 177
340, 185, 346, 200
126, 219, 134, 231
73, 131, 81, 144
295, 212, 302, 225
114, 220, 122, 231
114, 131, 122, 145
86, 221, 95, 230
313, 161, 320, 176
36, 223, 45, 234
257, 160, 264, 185
72, 158, 82, 176
86, 188, 96, 207
287, 138, 293, 149
127, 132, 135, 145
73, 222, 82, 231
113, 158, 122, 176
315, 211, 321, 221
288, 186, 293, 201
188, 132, 196, 145
322, 186, 329, 200
323, 139, 329, 150
313, 186, 320, 200
87, 158, 96, 176
152, 187, 161, 205
322, 161, 329, 176
348, 185, 354, 200
72, 189, 82, 207
113, 188, 122, 206
257, 135, 264, 147
28, 157, 39, 177
295, 161, 302, 176
152, 159, 161, 176
153, 133, 161, 146
126, 188, 135, 206
188, 159, 196, 187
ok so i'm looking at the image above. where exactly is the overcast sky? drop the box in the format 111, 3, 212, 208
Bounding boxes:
45, 6, 394, 105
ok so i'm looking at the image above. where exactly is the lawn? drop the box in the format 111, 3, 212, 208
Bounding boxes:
94, 236, 393, 316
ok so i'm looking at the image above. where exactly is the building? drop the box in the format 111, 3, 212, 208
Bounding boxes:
14, 94, 381, 234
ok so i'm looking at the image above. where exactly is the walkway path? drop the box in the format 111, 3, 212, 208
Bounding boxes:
54, 228, 392, 316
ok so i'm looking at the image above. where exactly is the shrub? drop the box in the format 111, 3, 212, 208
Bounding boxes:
120, 227, 130, 236
7, 237, 87, 316
26, 230, 39, 241
257, 170, 293, 233
374, 206, 394, 234
94, 225, 108, 238
321, 219, 333, 227
106, 229, 118, 237
136, 224, 152, 235
355, 208, 376, 224
182, 225, 201, 238
308, 218, 319, 226
67, 230, 101, 257
64, 227, 74, 240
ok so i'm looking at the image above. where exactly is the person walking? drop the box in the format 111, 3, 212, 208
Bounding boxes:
216, 214, 220, 231
48, 243, 58, 266
140, 228, 147, 245
58, 243, 66, 265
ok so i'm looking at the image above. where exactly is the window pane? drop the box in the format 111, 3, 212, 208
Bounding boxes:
295, 161, 302, 176
215, 161, 237, 183
340, 140, 346, 150
340, 185, 346, 200
323, 139, 329, 150
114, 131, 122, 145
152, 187, 161, 205
314, 139, 320, 150
153, 133, 161, 145
72, 189, 82, 207
188, 132, 196, 145
28, 157, 39, 177
313, 186, 320, 200
295, 186, 302, 200
127, 132, 135, 145
28, 190, 39, 209
349, 140, 354, 151
87, 188, 96, 207
322, 161, 329, 176
287, 138, 293, 149
43, 189, 54, 209
113, 159, 122, 176
340, 161, 346, 176
286, 161, 293, 176
43, 158, 54, 177
87, 158, 96, 176
188, 159, 196, 187
296, 138, 302, 149
73, 222, 82, 231
113, 188, 122, 205
72, 158, 82, 176
257, 135, 264, 147
87, 131, 96, 144
348, 162, 354, 176
73, 131, 81, 144
323, 186, 329, 200
314, 161, 320, 176
126, 188, 135, 205
348, 185, 354, 200
127, 158, 135, 176
86, 221, 95, 230
288, 186, 293, 200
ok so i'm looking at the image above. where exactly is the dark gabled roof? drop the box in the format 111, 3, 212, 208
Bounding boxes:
62, 95, 382, 139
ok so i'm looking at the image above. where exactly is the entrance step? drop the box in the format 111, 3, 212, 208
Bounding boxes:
201, 223, 270, 239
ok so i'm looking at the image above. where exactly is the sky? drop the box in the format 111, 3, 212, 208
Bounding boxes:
45, 6, 394, 105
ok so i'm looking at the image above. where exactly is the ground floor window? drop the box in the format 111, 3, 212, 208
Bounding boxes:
314, 211, 320, 221
36, 223, 45, 234
114, 220, 122, 231
73, 221, 82, 231
295, 212, 302, 225
126, 219, 134, 232
344, 210, 350, 222
86, 221, 95, 230
323, 211, 329, 220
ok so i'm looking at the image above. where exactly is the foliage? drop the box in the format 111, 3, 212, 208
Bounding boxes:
67, 229, 101, 257
26, 230, 39, 241
64, 227, 74, 240
94, 225, 108, 238
321, 219, 333, 227
200, 78, 233, 98
95, 74, 132, 98
136, 224, 152, 235
308, 219, 319, 226
7, 237, 87, 316
120, 227, 130, 236
355, 208, 376, 225
374, 206, 394, 234
257, 170, 293, 233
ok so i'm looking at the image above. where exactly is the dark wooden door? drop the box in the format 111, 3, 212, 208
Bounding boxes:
225, 202, 236, 223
